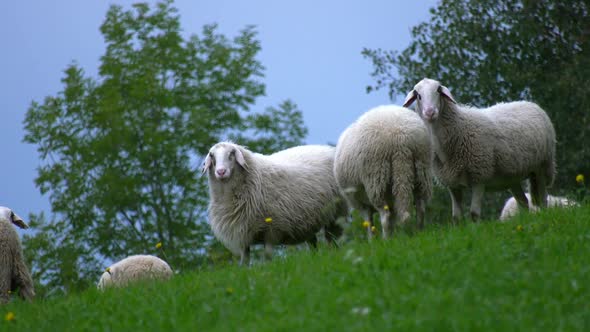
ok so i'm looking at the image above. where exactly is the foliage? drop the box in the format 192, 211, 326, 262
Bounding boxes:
363, 0, 589, 197
4, 205, 590, 331
22, 0, 307, 295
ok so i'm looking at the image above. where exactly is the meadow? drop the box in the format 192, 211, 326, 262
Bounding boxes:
2, 204, 590, 331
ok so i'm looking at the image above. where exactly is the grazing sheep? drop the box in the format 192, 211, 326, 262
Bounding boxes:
97, 255, 173, 290
403, 78, 556, 221
203, 142, 346, 265
0, 206, 35, 304
334, 105, 433, 238
499, 193, 577, 221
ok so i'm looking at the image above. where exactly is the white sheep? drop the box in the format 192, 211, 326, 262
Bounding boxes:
499, 193, 577, 221
334, 105, 433, 238
97, 255, 173, 290
0, 206, 35, 304
403, 78, 556, 221
203, 142, 346, 265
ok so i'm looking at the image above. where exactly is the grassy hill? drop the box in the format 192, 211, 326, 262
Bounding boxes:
2, 205, 590, 331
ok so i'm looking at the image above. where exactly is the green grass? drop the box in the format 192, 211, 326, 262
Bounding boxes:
3, 205, 590, 331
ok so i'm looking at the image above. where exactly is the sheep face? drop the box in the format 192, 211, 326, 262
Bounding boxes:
202, 143, 247, 181
403, 78, 456, 123
0, 206, 28, 229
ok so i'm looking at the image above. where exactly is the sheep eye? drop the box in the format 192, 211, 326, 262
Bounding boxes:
414, 91, 421, 101
229, 150, 235, 159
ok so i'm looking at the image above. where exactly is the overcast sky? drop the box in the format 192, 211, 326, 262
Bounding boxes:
0, 0, 437, 226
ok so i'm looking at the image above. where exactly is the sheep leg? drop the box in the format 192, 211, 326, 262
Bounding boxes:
324, 221, 342, 246
415, 196, 426, 230
510, 184, 529, 211
530, 173, 548, 208
239, 246, 250, 266
449, 188, 463, 223
307, 236, 318, 249
359, 207, 375, 240
264, 243, 273, 261
469, 184, 485, 221
378, 207, 392, 239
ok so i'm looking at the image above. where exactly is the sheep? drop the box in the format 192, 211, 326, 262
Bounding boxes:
403, 78, 556, 221
333, 105, 433, 238
97, 255, 173, 290
0, 206, 35, 304
499, 193, 577, 221
203, 142, 346, 265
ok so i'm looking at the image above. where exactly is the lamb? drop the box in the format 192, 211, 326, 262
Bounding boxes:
403, 78, 556, 221
203, 142, 346, 265
333, 105, 433, 238
499, 193, 577, 221
97, 255, 173, 290
0, 206, 35, 304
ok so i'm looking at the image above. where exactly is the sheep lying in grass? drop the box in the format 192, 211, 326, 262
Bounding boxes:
334, 105, 432, 238
404, 78, 556, 221
0, 206, 35, 304
203, 142, 346, 265
499, 193, 577, 221
97, 255, 173, 290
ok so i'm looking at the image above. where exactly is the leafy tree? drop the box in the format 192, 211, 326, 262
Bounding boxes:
23, 0, 307, 295
363, 0, 589, 219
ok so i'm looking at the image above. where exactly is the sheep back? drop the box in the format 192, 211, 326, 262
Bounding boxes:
334, 105, 432, 205
97, 255, 173, 290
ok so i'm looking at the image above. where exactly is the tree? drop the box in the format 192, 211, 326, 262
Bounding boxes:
23, 0, 307, 295
363, 0, 589, 218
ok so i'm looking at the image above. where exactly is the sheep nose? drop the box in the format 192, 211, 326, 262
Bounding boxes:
424, 107, 435, 119
216, 168, 227, 177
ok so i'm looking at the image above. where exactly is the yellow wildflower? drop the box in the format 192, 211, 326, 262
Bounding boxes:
362, 220, 370, 228
516, 225, 523, 232
4, 312, 15, 322
383, 205, 389, 211
155, 242, 162, 249
264, 217, 272, 223
576, 174, 584, 184
371, 226, 376, 233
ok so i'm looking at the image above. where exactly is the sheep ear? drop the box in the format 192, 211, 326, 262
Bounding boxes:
201, 154, 212, 175
403, 90, 417, 107
235, 148, 247, 169
11, 212, 28, 229
438, 85, 456, 104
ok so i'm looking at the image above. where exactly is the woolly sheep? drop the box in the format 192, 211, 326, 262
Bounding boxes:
0, 206, 35, 304
334, 105, 433, 238
499, 193, 577, 221
404, 78, 556, 221
97, 255, 173, 290
203, 142, 346, 265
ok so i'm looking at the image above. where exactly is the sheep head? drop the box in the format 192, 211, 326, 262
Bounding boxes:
202, 142, 247, 180
0, 206, 28, 229
403, 78, 456, 122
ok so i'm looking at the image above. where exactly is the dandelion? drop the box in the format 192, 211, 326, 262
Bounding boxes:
516, 225, 523, 232
155, 242, 162, 249
4, 312, 15, 322
576, 174, 585, 184
226, 287, 234, 294
383, 205, 389, 211
265, 217, 272, 223
362, 220, 370, 228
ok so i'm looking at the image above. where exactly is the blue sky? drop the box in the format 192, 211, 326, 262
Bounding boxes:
0, 0, 437, 225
